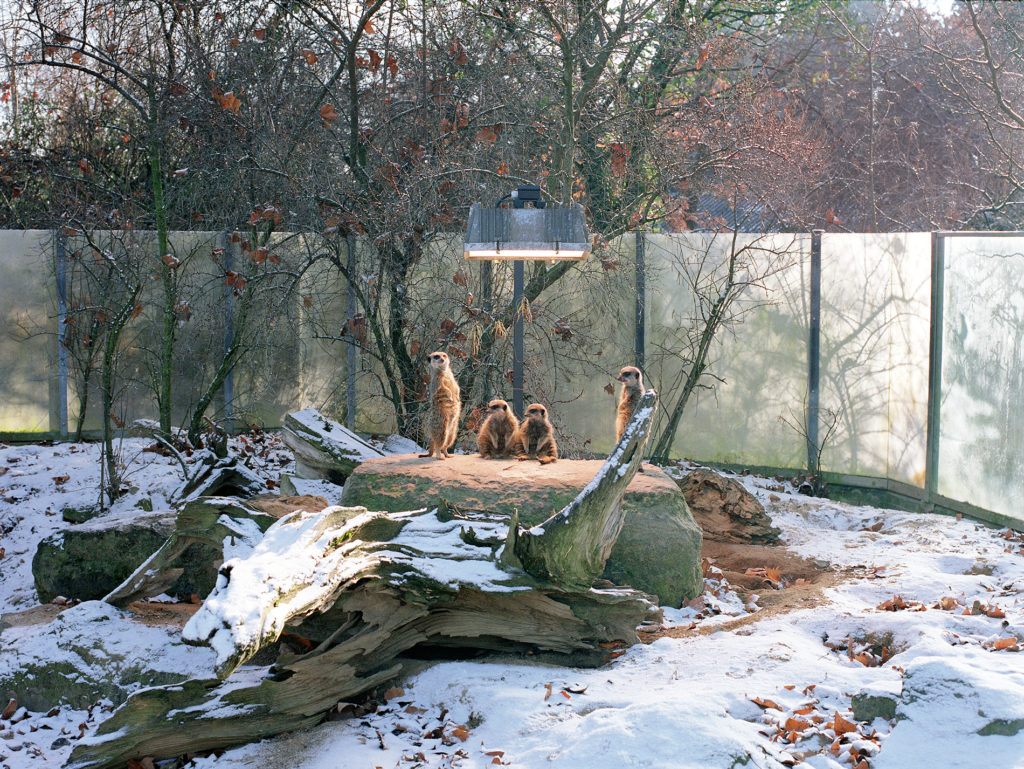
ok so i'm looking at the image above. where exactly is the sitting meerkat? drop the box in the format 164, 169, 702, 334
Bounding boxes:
615, 366, 645, 442
417, 351, 461, 459
477, 399, 519, 458
514, 402, 558, 464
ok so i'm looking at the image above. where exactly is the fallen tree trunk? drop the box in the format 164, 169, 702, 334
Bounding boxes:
67, 393, 660, 769
103, 498, 277, 607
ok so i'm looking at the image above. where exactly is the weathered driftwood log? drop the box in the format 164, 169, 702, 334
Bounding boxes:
66, 393, 660, 769
168, 454, 268, 504
511, 391, 656, 585
281, 408, 384, 483
103, 498, 278, 607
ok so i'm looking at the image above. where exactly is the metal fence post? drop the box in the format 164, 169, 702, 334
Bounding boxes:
346, 233, 357, 431
807, 230, 822, 473
222, 231, 235, 432
513, 260, 524, 418
54, 230, 69, 437
925, 231, 945, 496
635, 231, 646, 370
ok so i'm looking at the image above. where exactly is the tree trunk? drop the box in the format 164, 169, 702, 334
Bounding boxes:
66, 393, 661, 769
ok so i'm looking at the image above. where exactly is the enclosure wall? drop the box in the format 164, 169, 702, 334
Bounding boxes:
0, 229, 1020, 524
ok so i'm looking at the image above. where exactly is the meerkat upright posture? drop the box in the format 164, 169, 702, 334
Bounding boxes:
477, 399, 519, 458
418, 351, 461, 459
615, 366, 645, 442
514, 403, 558, 464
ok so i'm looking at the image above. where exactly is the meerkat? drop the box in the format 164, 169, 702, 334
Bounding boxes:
477, 399, 519, 458
615, 366, 645, 442
514, 402, 558, 464
418, 351, 461, 459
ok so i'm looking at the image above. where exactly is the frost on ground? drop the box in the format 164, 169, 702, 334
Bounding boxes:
3, 441, 1024, 769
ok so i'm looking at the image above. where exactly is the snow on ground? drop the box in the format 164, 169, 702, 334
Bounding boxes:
3, 442, 1024, 769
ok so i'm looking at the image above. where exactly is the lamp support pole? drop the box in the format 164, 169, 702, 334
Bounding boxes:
513, 259, 524, 418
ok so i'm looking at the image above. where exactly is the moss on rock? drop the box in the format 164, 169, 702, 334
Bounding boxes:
340, 454, 702, 606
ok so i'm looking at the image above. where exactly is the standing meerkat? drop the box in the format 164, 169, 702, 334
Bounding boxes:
418, 351, 461, 459
514, 403, 558, 464
615, 366, 645, 442
477, 399, 519, 458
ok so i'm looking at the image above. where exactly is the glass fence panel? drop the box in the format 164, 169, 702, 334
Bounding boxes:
4, 226, 1024, 528
0, 231, 55, 433
819, 233, 931, 485
939, 235, 1024, 517
538, 234, 637, 457
644, 232, 810, 467
58, 230, 225, 433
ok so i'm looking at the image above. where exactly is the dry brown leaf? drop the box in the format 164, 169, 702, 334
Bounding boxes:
783, 717, 811, 733
877, 595, 909, 611
543, 683, 552, 701
1, 699, 16, 719
991, 637, 1019, 651
833, 713, 857, 736
475, 126, 499, 145
320, 104, 339, 124
750, 697, 782, 711
383, 686, 404, 701
984, 605, 1006, 619
451, 725, 470, 741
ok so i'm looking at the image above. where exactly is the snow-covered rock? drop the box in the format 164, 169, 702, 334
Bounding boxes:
339, 454, 703, 606
280, 408, 384, 483
32, 511, 177, 603
0, 601, 215, 711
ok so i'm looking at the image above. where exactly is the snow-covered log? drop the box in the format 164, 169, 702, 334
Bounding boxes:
103, 498, 277, 608
65, 395, 663, 769
173, 455, 268, 503
281, 408, 384, 483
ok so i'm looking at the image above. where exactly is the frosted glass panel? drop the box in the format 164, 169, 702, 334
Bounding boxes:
939, 236, 1024, 516
819, 234, 930, 484
547, 234, 636, 456
0, 231, 55, 432
645, 233, 809, 466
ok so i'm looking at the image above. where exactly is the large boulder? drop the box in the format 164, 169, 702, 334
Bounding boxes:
281, 408, 385, 483
339, 454, 702, 606
32, 510, 177, 603
32, 498, 296, 604
677, 467, 781, 544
